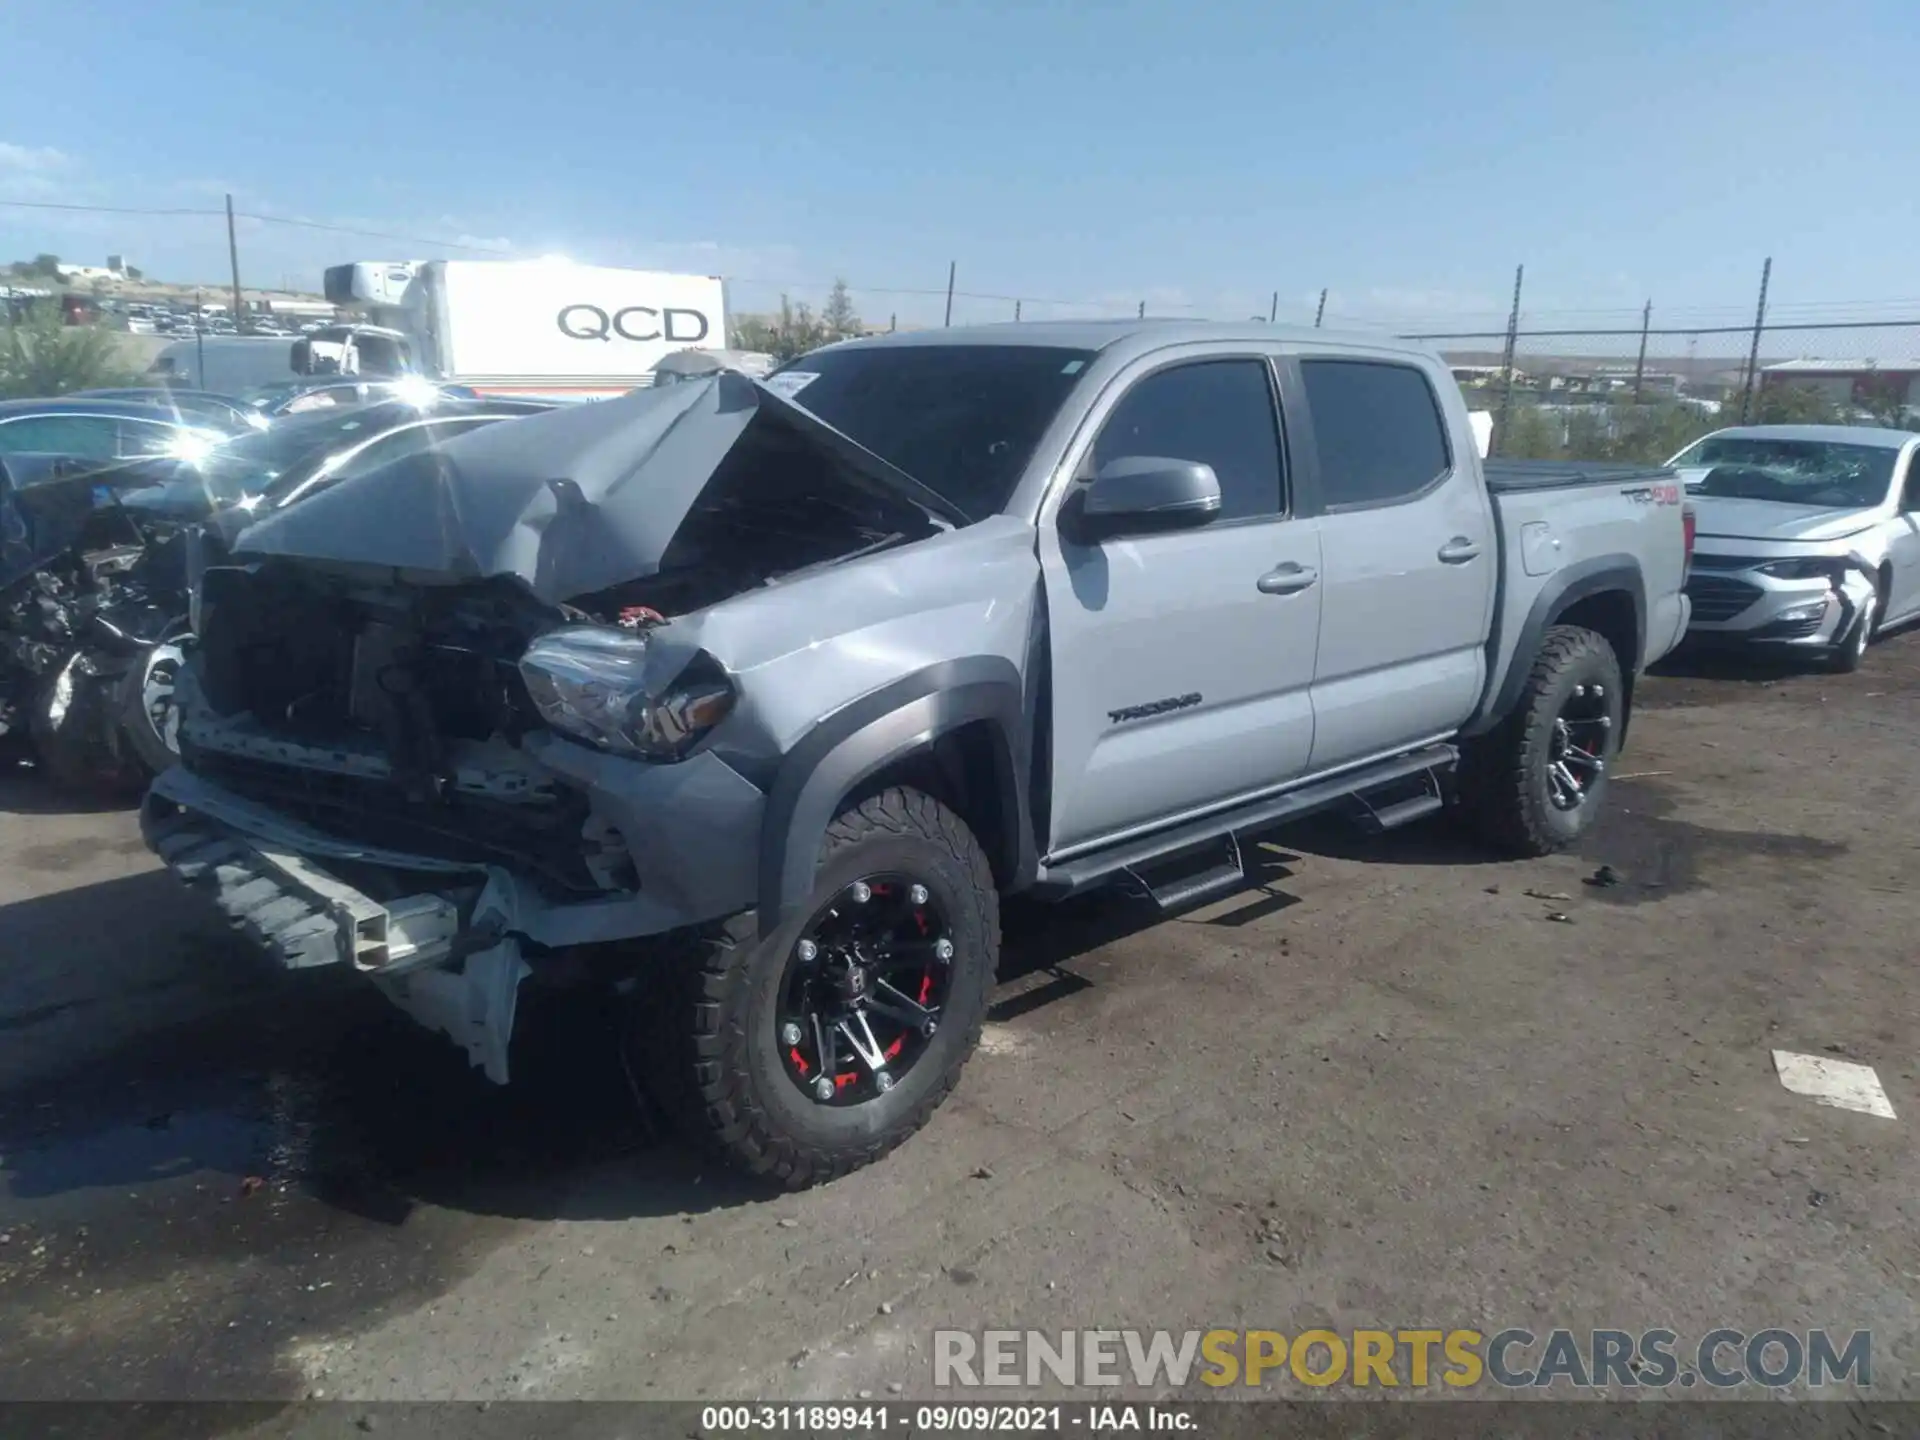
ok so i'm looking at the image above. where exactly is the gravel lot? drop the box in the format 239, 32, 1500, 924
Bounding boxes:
2, 634, 1917, 1415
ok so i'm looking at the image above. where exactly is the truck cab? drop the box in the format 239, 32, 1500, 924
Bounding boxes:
290, 323, 415, 380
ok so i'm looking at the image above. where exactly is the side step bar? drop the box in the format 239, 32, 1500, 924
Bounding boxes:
1033, 744, 1457, 899
1358, 792, 1446, 832
1127, 834, 1245, 914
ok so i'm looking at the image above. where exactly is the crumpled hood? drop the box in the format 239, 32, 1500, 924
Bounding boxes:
229, 372, 964, 605
1689, 495, 1883, 543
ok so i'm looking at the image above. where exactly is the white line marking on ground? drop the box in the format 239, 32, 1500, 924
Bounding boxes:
1772, 1050, 1897, 1119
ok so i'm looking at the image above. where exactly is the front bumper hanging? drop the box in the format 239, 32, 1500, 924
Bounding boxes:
142, 768, 530, 1082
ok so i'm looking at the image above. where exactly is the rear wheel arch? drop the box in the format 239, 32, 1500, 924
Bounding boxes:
1551, 587, 1640, 743
1467, 557, 1645, 739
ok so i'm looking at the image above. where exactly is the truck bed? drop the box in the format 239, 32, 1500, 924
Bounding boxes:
1484, 460, 1676, 493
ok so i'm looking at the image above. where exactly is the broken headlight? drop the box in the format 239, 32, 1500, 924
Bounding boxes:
1755, 557, 1845, 582
519, 626, 735, 761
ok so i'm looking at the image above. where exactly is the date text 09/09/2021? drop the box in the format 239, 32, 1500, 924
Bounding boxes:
701, 1405, 1191, 1432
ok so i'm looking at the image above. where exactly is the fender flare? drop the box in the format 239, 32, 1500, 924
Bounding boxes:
1463, 555, 1646, 737
757, 657, 1031, 937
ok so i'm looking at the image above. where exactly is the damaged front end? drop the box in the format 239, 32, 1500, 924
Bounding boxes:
0, 454, 190, 785
146, 372, 951, 1083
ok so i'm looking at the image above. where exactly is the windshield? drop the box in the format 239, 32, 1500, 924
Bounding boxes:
769, 344, 1095, 520
1670, 436, 1899, 509
197, 404, 409, 502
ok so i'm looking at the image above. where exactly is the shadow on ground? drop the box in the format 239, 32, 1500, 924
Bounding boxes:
0, 754, 143, 818
1, 859, 1251, 1232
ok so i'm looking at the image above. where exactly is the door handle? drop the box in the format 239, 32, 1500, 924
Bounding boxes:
1438, 536, 1482, 564
1257, 562, 1319, 595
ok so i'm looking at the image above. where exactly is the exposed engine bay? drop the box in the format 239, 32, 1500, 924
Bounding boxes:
183, 426, 938, 892
0, 459, 188, 784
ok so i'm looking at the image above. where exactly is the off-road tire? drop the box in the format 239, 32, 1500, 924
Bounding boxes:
642, 786, 999, 1189
1460, 624, 1623, 857
29, 663, 141, 794
1825, 577, 1880, 674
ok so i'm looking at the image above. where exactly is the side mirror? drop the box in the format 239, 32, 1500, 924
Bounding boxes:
1071, 456, 1222, 539
289, 338, 312, 375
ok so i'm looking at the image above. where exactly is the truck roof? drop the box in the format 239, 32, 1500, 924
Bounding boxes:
816, 319, 1438, 364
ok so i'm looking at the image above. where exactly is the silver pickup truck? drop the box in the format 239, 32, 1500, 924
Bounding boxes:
142, 321, 1692, 1187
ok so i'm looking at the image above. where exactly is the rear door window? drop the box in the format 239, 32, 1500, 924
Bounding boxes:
0, 414, 122, 458
116, 417, 187, 457
1301, 360, 1452, 509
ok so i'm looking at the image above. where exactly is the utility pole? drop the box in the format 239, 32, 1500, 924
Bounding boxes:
1269, 291, 1278, 323
1494, 264, 1525, 458
1314, 288, 1328, 328
194, 287, 206, 386
943, 262, 956, 327
225, 193, 245, 334
1738, 257, 1772, 425
1631, 299, 1652, 404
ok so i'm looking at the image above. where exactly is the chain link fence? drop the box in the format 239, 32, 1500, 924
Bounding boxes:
1417, 318, 1920, 463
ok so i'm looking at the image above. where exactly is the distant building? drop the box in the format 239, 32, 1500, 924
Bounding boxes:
1587, 365, 1683, 396
1761, 359, 1920, 411
57, 264, 121, 284
1450, 363, 1521, 389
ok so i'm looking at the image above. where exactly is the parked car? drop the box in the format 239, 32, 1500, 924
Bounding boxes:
142, 322, 1692, 1187
162, 396, 547, 522
1671, 424, 1920, 670
0, 398, 232, 464
72, 388, 271, 433
238, 377, 495, 416
649, 347, 777, 385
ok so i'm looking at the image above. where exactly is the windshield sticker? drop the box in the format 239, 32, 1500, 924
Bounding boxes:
1062, 360, 1085, 374
763, 371, 819, 399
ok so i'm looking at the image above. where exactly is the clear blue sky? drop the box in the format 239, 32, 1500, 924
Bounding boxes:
3, 0, 1916, 331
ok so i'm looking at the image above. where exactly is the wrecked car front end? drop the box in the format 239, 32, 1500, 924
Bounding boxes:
142, 372, 1035, 1084
1, 453, 192, 785
141, 561, 768, 1081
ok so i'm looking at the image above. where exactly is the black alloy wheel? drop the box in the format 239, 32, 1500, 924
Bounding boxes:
776, 873, 955, 1106
641, 786, 998, 1189
1459, 622, 1624, 856
1545, 682, 1610, 812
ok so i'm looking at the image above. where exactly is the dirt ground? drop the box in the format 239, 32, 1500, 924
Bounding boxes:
2, 632, 1917, 1420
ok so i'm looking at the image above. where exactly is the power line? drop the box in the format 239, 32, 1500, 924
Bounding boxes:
235, 212, 515, 254
1407, 317, 1920, 341
0, 198, 222, 217
0, 198, 520, 255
